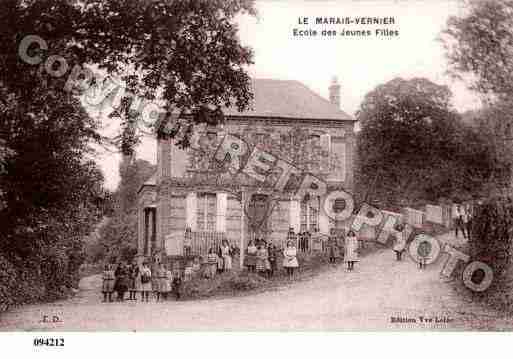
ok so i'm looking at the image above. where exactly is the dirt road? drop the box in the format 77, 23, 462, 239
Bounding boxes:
1, 233, 512, 331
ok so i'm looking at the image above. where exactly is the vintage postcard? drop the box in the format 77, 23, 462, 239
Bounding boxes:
1, 0, 513, 342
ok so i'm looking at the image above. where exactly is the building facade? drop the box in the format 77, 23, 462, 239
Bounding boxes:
137, 78, 356, 263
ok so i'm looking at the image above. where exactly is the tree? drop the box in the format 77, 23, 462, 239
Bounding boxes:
0, 0, 255, 308
356, 77, 497, 209
442, 0, 513, 101
96, 159, 156, 263
2, 0, 256, 150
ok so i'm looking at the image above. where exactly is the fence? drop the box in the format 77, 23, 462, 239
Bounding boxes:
190, 231, 230, 256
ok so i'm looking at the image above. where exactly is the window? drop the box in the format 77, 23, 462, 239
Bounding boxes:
197, 193, 217, 231
300, 196, 320, 232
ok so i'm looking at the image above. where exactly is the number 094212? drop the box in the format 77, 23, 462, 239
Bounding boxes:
33, 338, 64, 347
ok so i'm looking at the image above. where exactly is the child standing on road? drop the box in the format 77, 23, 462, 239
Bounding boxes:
206, 248, 218, 279
139, 262, 152, 302
283, 240, 299, 279
256, 244, 271, 276
156, 263, 166, 302
102, 264, 115, 302
393, 224, 407, 261
345, 230, 359, 271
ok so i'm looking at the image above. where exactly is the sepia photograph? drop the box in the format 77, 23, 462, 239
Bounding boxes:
1, 0, 513, 350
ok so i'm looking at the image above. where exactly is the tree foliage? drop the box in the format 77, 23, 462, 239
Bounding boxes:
356, 77, 499, 208
0, 0, 254, 310
96, 158, 156, 264
442, 0, 513, 100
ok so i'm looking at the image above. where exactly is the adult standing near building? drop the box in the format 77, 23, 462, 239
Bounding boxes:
268, 243, 278, 277
114, 261, 129, 301
453, 204, 466, 239
327, 228, 340, 263
304, 230, 311, 252
463, 204, 472, 240
345, 230, 359, 271
220, 239, 232, 272
283, 240, 299, 279
139, 262, 152, 302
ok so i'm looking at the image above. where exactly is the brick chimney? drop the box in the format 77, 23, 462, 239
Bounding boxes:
329, 76, 340, 109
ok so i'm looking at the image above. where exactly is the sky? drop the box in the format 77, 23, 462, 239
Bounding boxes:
95, 0, 482, 191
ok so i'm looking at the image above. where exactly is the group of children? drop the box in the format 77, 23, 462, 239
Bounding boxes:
101, 239, 238, 303
102, 261, 183, 303
325, 228, 360, 270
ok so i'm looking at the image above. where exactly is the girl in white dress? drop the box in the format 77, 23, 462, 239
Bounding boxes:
393, 224, 407, 261
283, 240, 299, 279
345, 230, 359, 271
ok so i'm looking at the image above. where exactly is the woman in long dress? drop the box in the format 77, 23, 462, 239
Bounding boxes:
327, 228, 340, 263
345, 230, 359, 271
114, 262, 129, 301
220, 240, 232, 272
156, 263, 167, 302
283, 240, 299, 279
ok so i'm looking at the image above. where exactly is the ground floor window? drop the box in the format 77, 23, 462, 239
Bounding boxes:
300, 196, 319, 232
197, 192, 217, 231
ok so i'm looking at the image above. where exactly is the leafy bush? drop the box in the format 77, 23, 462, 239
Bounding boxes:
180, 271, 269, 300
451, 197, 513, 313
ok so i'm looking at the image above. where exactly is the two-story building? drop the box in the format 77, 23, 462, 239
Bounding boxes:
137, 77, 356, 264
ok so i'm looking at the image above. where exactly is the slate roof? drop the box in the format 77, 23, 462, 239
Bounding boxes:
223, 79, 354, 121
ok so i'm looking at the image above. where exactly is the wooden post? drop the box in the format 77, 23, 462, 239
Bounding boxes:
240, 191, 245, 268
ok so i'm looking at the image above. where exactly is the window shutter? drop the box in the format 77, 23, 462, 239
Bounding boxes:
186, 192, 197, 231
320, 134, 331, 171
289, 199, 300, 232
216, 192, 227, 232
330, 141, 346, 181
